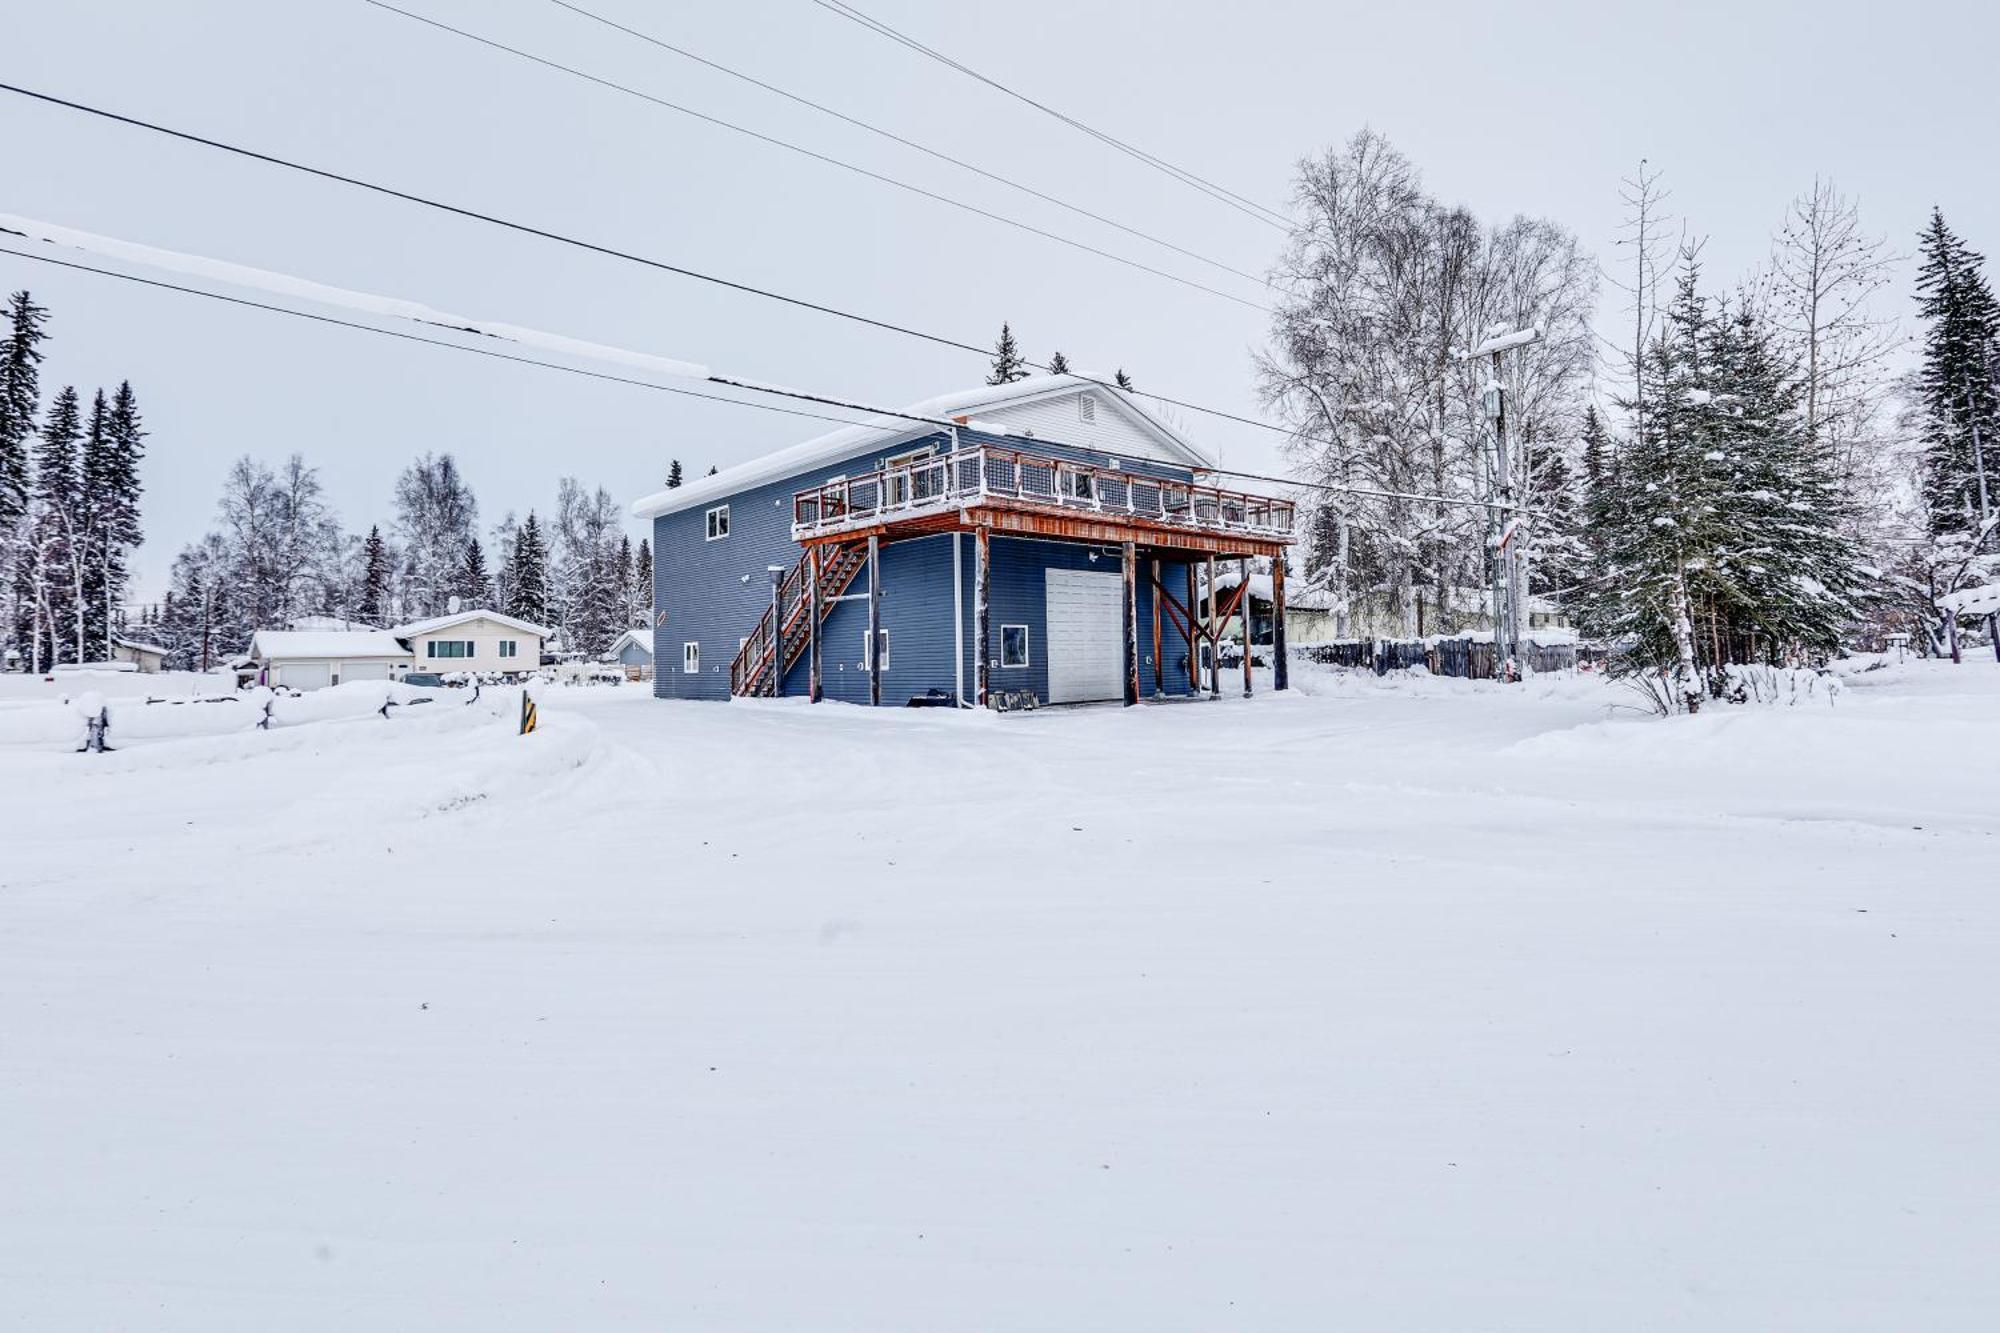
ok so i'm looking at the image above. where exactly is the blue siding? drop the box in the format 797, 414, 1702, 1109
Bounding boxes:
651, 425, 1203, 704
614, 641, 651, 667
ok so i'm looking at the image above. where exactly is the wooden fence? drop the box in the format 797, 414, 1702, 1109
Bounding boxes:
1296, 636, 1578, 679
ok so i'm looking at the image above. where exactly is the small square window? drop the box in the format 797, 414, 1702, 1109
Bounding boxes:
1001, 625, 1029, 668
705, 505, 730, 541
683, 641, 700, 674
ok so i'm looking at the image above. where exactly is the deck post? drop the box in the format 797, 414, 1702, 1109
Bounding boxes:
1184, 562, 1199, 691
1122, 540, 1139, 707
808, 547, 822, 703
1206, 555, 1220, 698
1271, 555, 1289, 692
867, 533, 881, 707
974, 525, 991, 708
770, 570, 784, 698
1239, 556, 1253, 698
1150, 557, 1163, 697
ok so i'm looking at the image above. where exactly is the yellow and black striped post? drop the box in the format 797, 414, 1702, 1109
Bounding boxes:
519, 689, 538, 735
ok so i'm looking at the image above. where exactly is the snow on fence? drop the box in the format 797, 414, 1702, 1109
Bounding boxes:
0, 680, 509, 751
1296, 636, 1579, 679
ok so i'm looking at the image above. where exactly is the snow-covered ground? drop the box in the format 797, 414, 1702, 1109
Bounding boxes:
4, 663, 1997, 1330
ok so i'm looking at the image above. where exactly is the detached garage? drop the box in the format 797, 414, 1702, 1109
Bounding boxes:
245, 631, 414, 690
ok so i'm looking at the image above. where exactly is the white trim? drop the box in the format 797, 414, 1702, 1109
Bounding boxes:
860, 628, 889, 671
682, 641, 700, 674
390, 608, 553, 639
1000, 624, 1030, 668
704, 504, 731, 541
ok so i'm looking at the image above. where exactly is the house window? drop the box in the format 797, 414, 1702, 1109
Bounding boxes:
705, 505, 730, 540
1001, 625, 1029, 668
861, 629, 889, 670
683, 641, 700, 674
1061, 467, 1093, 501
884, 448, 933, 507
499, 641, 517, 659
1078, 393, 1096, 423
427, 640, 474, 659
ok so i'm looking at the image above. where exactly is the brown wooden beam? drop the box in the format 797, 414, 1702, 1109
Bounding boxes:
1271, 557, 1288, 692
1239, 557, 1253, 699
1122, 540, 1139, 707
1184, 562, 1199, 691
1149, 557, 1163, 698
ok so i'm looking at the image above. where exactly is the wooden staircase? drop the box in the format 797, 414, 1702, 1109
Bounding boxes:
730, 543, 869, 697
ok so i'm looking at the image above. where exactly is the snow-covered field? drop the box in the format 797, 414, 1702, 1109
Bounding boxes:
4, 663, 1997, 1330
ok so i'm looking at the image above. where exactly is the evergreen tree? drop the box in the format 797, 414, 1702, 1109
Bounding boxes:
458, 536, 490, 609
707, 465, 718, 476
1114, 368, 1135, 390
666, 459, 683, 489
633, 537, 653, 626
1047, 349, 1071, 375
986, 322, 1029, 385
1912, 209, 2000, 539
506, 510, 550, 625
0, 291, 48, 535
615, 535, 634, 628
357, 525, 392, 625
93, 381, 146, 659
29, 387, 85, 668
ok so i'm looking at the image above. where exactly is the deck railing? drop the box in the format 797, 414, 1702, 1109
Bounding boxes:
791, 444, 1295, 542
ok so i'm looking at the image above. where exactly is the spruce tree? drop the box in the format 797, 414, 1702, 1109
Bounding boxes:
0, 291, 48, 535
666, 459, 683, 489
986, 322, 1029, 385
633, 537, 653, 626
507, 511, 550, 625
84, 381, 146, 660
1047, 350, 1071, 375
1912, 209, 2000, 539
357, 525, 392, 625
1114, 368, 1135, 390
459, 536, 490, 608
32, 387, 85, 668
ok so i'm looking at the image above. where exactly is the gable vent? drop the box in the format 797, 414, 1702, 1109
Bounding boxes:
1078, 393, 1097, 424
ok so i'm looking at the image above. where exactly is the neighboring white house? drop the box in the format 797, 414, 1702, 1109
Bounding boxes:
606, 628, 654, 680
244, 630, 415, 690
392, 610, 552, 675
111, 636, 170, 673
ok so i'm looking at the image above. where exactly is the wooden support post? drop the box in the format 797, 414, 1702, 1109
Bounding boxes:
1184, 562, 1199, 691
808, 547, 823, 703
770, 572, 784, 698
1239, 556, 1253, 698
974, 525, 991, 708
1206, 555, 1220, 698
1150, 557, 1163, 697
1122, 540, 1139, 707
867, 533, 882, 708
1271, 556, 1289, 691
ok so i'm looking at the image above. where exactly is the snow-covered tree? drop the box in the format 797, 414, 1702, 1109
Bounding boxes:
83, 381, 145, 660
25, 386, 85, 669
632, 536, 653, 626
356, 525, 393, 626
505, 510, 550, 627
457, 536, 490, 610
553, 477, 624, 658
1046, 350, 1071, 375
0, 291, 49, 666
393, 452, 478, 619
986, 322, 1029, 385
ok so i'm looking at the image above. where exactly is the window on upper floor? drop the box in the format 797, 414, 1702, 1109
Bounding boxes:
705, 505, 730, 541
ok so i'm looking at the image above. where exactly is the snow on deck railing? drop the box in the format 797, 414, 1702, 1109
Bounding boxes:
790, 444, 1295, 541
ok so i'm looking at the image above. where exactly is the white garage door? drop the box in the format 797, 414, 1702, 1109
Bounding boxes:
1045, 568, 1125, 704
277, 662, 331, 691
342, 662, 391, 682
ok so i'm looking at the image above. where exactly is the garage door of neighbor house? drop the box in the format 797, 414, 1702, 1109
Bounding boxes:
1045, 568, 1125, 704
278, 662, 331, 691
342, 662, 391, 683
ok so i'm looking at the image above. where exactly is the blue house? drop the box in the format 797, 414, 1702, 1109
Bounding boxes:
631, 375, 1296, 708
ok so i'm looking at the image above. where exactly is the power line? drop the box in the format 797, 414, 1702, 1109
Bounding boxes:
359, 0, 1271, 313
542, 0, 1267, 288
1, 241, 1525, 516
0, 81, 1322, 461
806, 0, 1293, 233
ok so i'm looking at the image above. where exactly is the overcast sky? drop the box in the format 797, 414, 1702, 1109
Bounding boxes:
9, 0, 1997, 600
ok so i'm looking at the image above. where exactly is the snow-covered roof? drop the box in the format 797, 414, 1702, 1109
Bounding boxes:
631, 374, 1216, 521
1938, 582, 2000, 617
248, 630, 412, 661
607, 628, 654, 659
391, 608, 554, 639
287, 614, 378, 633
1209, 569, 1342, 613
112, 636, 170, 655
